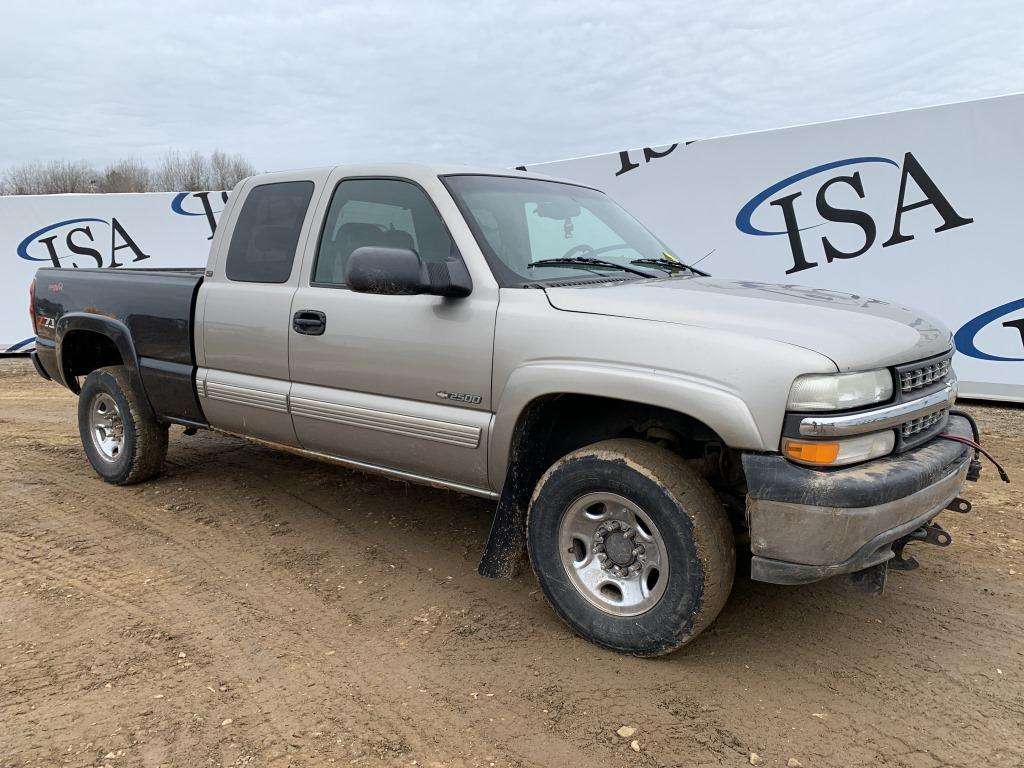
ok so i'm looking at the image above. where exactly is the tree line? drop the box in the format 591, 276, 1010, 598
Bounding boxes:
0, 150, 256, 195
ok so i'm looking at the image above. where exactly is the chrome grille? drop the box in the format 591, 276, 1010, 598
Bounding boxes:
902, 409, 947, 439
900, 358, 951, 394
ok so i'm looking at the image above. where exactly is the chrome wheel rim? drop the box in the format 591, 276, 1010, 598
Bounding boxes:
557, 492, 668, 617
89, 392, 124, 462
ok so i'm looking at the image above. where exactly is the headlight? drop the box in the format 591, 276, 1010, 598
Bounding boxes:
783, 430, 895, 467
787, 369, 893, 411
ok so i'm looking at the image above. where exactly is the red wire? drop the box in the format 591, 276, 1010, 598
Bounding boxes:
938, 433, 1010, 482
938, 433, 982, 451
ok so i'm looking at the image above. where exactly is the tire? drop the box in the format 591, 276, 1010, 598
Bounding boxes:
77, 365, 168, 485
527, 438, 735, 656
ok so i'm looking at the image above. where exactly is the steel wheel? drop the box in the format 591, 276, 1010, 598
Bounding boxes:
88, 392, 124, 462
557, 491, 668, 616
78, 366, 168, 485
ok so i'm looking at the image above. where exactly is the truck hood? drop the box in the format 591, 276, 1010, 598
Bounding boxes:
544, 278, 952, 370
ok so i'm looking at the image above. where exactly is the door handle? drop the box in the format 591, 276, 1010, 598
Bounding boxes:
293, 310, 326, 336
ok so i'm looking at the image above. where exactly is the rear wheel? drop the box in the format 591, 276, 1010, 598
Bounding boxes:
527, 439, 735, 656
78, 366, 168, 485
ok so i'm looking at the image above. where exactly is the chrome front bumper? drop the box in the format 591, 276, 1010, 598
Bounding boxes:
743, 414, 973, 585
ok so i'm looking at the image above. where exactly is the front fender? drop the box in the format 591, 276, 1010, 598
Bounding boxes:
487, 360, 766, 486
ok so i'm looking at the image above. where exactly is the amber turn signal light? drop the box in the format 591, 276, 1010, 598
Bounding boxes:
782, 439, 841, 465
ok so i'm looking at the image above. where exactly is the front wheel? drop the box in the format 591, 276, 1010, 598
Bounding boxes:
78, 366, 168, 485
527, 439, 735, 656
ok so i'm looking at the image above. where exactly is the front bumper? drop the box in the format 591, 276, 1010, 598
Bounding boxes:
743, 414, 973, 585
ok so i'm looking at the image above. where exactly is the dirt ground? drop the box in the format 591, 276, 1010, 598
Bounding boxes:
1, 358, 1021, 768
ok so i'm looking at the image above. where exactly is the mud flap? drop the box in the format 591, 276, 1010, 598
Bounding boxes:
477, 495, 526, 579
478, 406, 553, 580
844, 561, 888, 594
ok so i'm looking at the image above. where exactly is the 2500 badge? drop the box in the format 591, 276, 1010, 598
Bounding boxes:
436, 390, 483, 405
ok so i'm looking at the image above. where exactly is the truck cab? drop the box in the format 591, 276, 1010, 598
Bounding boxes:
30, 163, 979, 656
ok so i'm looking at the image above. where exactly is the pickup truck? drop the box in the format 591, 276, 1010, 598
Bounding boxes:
29, 163, 982, 656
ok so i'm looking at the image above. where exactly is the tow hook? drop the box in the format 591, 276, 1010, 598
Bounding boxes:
946, 496, 972, 514
890, 521, 952, 571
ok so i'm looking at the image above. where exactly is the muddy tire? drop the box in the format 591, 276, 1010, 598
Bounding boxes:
78, 366, 168, 485
527, 438, 735, 656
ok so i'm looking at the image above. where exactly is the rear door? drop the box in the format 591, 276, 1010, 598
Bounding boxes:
195, 173, 322, 445
287, 172, 498, 490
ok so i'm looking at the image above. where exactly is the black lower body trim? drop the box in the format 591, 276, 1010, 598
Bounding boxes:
30, 351, 52, 381
743, 415, 973, 508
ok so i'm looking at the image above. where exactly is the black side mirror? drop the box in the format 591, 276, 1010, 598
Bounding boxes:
345, 247, 472, 298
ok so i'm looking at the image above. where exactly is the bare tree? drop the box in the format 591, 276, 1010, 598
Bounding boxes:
1, 149, 255, 195
47, 161, 97, 194
209, 150, 255, 191
97, 158, 153, 193
155, 149, 215, 191
1, 160, 97, 195
0, 163, 44, 195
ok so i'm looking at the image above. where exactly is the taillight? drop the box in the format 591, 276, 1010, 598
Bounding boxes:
29, 278, 36, 332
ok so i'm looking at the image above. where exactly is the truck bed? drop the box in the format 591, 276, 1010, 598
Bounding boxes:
33, 267, 206, 425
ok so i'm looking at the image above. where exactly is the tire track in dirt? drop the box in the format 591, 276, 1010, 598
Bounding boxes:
0, 448, 605, 767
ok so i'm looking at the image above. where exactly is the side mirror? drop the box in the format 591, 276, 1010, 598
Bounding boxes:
345, 247, 472, 298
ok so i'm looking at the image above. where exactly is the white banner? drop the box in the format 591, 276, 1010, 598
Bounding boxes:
526, 94, 1024, 402
3, 95, 1021, 400
2, 191, 227, 352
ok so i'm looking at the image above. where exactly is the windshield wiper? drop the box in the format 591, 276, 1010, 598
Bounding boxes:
630, 257, 709, 277
526, 257, 656, 278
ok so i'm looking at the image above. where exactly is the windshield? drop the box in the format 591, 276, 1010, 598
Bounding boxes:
443, 174, 681, 284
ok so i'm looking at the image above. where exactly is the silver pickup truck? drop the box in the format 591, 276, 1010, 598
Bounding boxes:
29, 163, 983, 655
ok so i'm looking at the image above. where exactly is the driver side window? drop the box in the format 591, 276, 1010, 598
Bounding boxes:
313, 178, 456, 285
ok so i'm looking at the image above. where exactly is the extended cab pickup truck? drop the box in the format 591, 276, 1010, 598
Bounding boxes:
30, 164, 982, 655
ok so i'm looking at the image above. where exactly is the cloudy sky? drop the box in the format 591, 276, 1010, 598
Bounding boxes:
2, 0, 1022, 173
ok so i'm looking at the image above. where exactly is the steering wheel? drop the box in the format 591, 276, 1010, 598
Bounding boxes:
562, 244, 598, 259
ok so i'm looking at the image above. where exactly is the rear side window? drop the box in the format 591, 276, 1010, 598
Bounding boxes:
312, 178, 456, 285
225, 181, 314, 283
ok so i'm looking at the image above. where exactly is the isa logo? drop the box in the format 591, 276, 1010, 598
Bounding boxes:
955, 299, 1024, 362
17, 217, 150, 268
736, 152, 973, 275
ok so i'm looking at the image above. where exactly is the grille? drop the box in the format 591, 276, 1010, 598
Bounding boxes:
900, 358, 951, 394
902, 409, 947, 439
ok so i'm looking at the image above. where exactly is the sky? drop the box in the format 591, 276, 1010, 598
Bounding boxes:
2, 0, 1023, 173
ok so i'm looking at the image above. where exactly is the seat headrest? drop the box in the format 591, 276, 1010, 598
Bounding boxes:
381, 228, 415, 251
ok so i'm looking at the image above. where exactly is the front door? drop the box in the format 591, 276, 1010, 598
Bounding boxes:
288, 175, 496, 490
